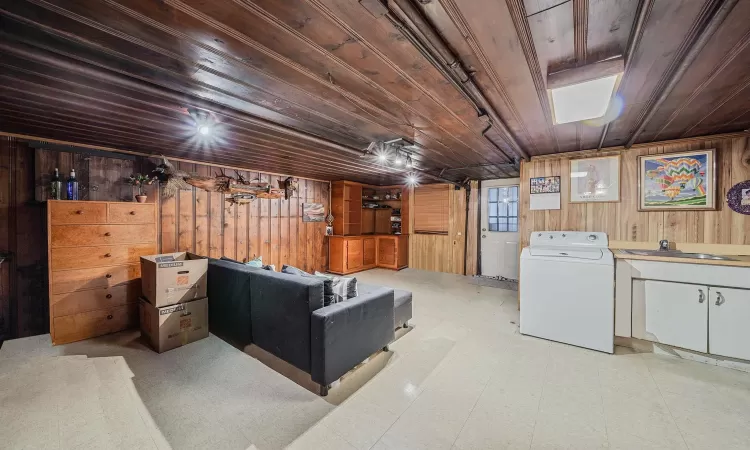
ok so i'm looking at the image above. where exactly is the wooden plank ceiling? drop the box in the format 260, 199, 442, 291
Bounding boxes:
0, 0, 748, 184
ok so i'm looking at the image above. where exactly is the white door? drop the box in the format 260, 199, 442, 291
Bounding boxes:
480, 179, 520, 280
632, 280, 708, 352
709, 286, 750, 360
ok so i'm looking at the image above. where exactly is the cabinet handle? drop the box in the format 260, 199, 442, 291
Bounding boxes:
105, 273, 112, 278
107, 314, 113, 320
698, 289, 705, 303
715, 292, 725, 306
104, 253, 112, 257
106, 294, 112, 299
75, 210, 83, 215
104, 232, 111, 237
129, 211, 136, 215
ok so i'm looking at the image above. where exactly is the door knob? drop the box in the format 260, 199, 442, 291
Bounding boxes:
482, 235, 487, 238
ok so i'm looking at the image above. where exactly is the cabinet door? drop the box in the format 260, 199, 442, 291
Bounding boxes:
377, 238, 397, 267
346, 239, 363, 271
375, 209, 391, 234
709, 287, 750, 360
632, 280, 708, 353
363, 238, 377, 266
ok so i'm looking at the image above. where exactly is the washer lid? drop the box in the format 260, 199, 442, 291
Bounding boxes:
528, 246, 604, 260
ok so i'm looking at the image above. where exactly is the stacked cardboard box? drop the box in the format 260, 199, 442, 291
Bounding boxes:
139, 252, 209, 353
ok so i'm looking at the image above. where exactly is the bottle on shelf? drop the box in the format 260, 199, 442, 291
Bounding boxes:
49, 167, 62, 200
66, 169, 79, 200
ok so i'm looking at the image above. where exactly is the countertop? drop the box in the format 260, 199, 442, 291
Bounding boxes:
614, 250, 750, 268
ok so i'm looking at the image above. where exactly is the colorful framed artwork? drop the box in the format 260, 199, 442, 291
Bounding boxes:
569, 155, 620, 203
302, 203, 325, 222
638, 149, 716, 211
529, 176, 560, 194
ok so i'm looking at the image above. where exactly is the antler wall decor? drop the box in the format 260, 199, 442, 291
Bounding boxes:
153, 157, 298, 205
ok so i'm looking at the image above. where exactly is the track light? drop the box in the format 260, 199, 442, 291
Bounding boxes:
405, 172, 419, 186
377, 153, 388, 163
405, 154, 413, 168
393, 153, 404, 166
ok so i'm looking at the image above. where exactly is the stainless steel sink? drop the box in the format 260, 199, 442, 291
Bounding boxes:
619, 249, 736, 261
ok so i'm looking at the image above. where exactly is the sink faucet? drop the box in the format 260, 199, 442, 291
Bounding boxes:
659, 240, 670, 251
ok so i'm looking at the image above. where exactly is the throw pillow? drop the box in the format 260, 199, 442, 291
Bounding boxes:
315, 272, 358, 303
262, 264, 276, 271
282, 265, 335, 306
245, 256, 263, 268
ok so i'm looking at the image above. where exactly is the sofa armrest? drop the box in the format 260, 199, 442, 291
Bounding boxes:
310, 287, 395, 386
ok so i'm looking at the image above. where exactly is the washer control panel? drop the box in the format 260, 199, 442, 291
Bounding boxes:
529, 231, 609, 248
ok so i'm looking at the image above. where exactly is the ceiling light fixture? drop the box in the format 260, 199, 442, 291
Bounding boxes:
405, 154, 413, 169
197, 124, 212, 136
547, 57, 623, 125
406, 173, 419, 186
393, 153, 404, 166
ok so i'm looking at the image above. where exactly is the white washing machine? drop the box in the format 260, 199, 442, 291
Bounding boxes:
520, 231, 614, 353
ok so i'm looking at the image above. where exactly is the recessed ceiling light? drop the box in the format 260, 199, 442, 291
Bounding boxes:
549, 75, 619, 124
197, 125, 211, 136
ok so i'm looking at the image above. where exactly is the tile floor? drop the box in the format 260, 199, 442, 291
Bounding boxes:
1, 268, 750, 450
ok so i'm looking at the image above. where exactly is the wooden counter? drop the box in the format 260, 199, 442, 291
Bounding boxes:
329, 235, 408, 275
614, 251, 750, 268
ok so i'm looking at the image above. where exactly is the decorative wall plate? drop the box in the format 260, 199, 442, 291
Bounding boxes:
726, 180, 750, 215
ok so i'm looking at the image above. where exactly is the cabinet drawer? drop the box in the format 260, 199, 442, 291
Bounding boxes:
51, 224, 156, 248
51, 244, 156, 270
49, 201, 107, 224
108, 203, 155, 224
51, 282, 141, 318
51, 265, 141, 294
53, 303, 138, 345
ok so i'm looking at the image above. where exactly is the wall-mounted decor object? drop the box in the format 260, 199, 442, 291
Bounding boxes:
727, 180, 750, 215
638, 149, 716, 211
529, 176, 561, 210
153, 157, 297, 204
569, 155, 620, 203
530, 176, 560, 194
303, 203, 325, 222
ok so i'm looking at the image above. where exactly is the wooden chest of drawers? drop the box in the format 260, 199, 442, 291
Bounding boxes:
47, 200, 157, 345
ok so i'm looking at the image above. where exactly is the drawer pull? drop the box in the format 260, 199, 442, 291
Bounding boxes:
698, 289, 705, 303
106, 294, 112, 299
106, 273, 112, 278
716, 292, 725, 306
107, 314, 113, 320
104, 253, 112, 258
104, 232, 111, 237
129, 211, 136, 215
76, 210, 83, 215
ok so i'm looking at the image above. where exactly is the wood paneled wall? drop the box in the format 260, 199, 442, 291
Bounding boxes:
158, 160, 329, 273
0, 137, 329, 340
519, 136, 750, 250
408, 184, 467, 275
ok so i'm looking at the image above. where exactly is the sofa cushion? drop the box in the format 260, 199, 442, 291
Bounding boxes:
315, 272, 358, 303
220, 256, 243, 264
358, 283, 412, 328
207, 258, 257, 346
283, 265, 335, 306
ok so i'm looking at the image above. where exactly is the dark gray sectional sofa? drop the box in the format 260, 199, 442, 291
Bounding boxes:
206, 258, 412, 395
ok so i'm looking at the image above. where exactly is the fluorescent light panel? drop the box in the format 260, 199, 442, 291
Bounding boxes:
550, 75, 618, 124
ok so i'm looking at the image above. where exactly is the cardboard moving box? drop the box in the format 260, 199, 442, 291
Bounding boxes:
140, 297, 209, 353
141, 252, 207, 307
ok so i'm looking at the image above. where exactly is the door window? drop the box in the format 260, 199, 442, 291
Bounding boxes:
487, 186, 519, 232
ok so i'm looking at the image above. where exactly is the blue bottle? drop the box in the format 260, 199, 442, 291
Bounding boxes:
66, 169, 79, 200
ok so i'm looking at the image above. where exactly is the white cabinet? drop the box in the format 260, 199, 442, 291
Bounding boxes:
709, 287, 750, 360
632, 280, 708, 353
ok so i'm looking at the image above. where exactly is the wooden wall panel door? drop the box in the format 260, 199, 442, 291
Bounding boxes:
346, 238, 363, 272
414, 184, 450, 234
362, 208, 375, 234
363, 237, 377, 267
375, 209, 391, 234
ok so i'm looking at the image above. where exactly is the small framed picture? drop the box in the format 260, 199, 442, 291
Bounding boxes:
529, 176, 560, 194
569, 155, 620, 203
638, 149, 716, 211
